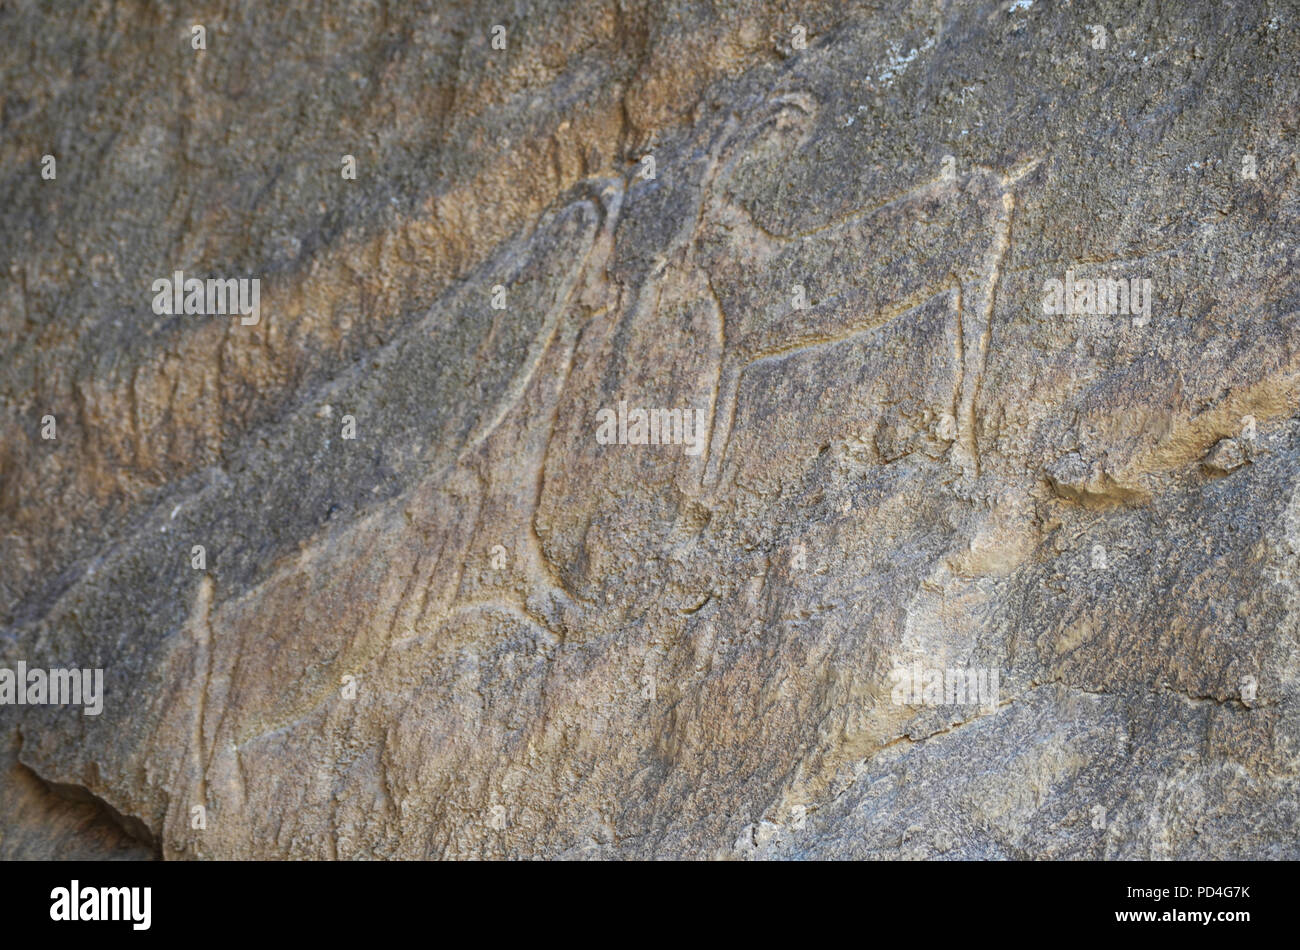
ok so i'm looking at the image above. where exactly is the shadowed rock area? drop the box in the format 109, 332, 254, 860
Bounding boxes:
2, 0, 1298, 859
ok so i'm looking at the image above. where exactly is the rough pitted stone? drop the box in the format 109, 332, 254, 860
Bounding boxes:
2, 0, 1298, 859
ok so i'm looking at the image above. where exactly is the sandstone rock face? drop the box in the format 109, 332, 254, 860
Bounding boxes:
2, 1, 1298, 860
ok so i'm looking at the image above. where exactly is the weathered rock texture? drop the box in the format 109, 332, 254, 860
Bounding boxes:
2, 0, 1299, 859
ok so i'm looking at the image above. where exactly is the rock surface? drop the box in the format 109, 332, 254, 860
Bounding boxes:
2, 1, 1299, 859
